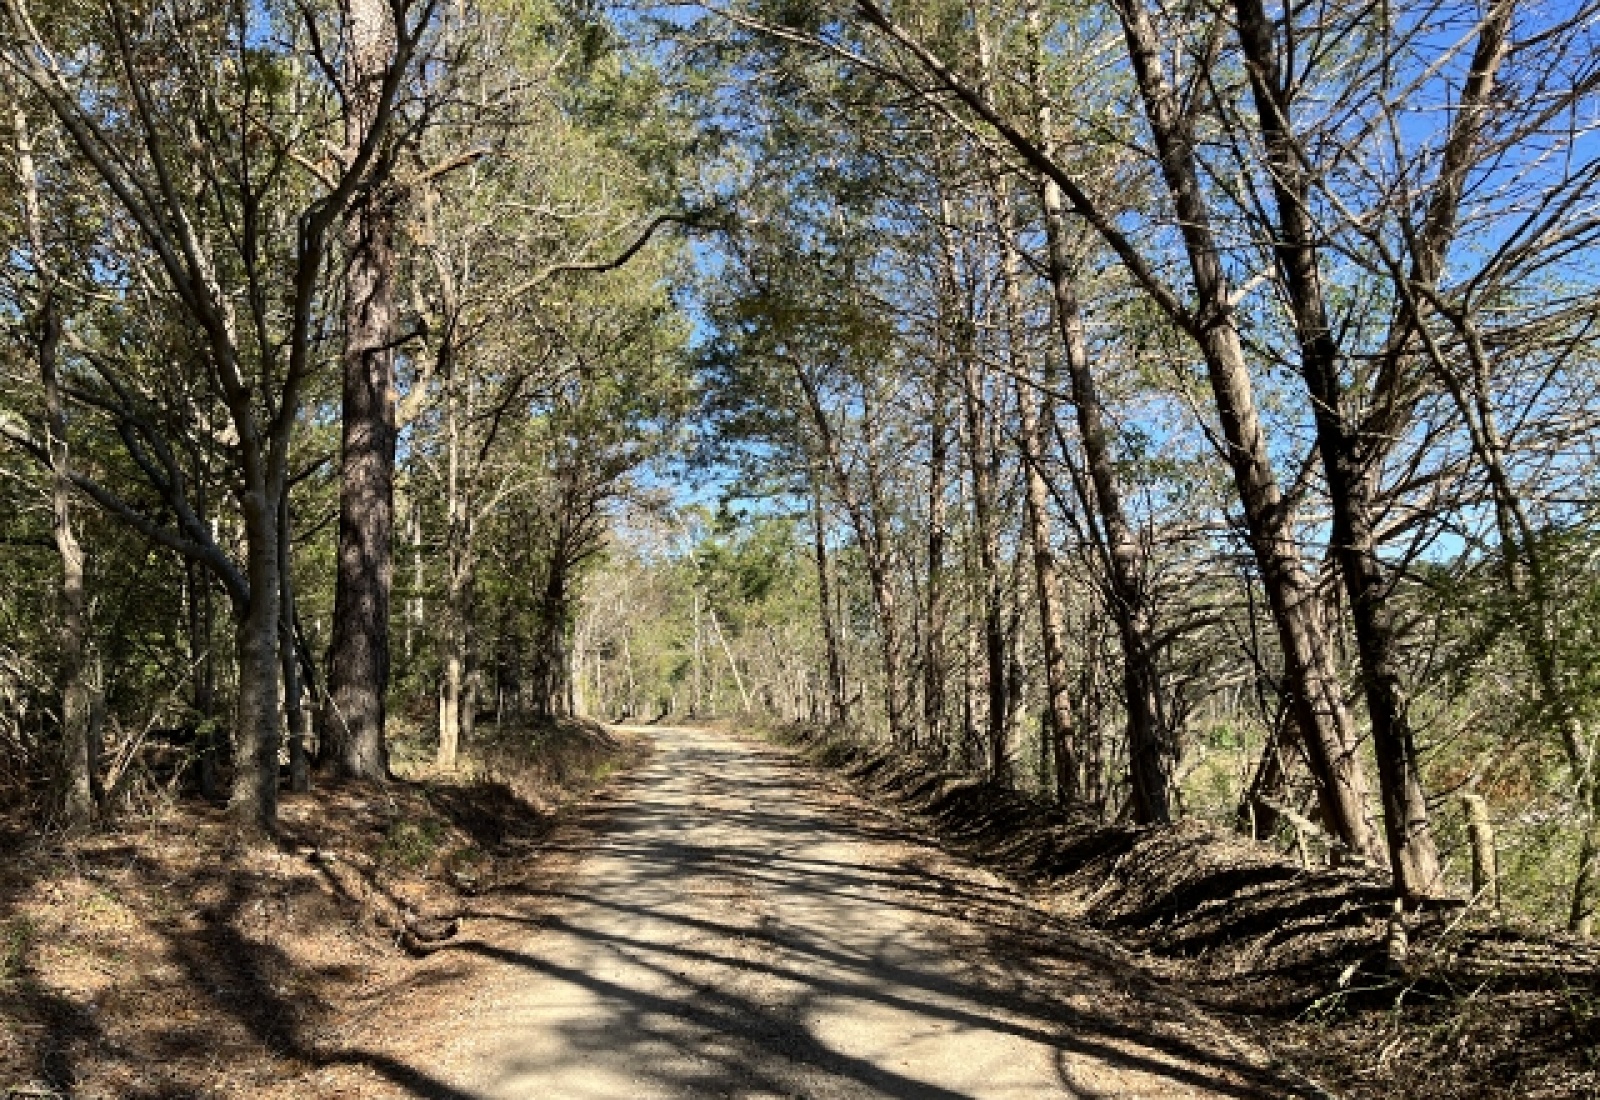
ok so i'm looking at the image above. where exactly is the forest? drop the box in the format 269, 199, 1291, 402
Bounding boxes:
3, 0, 1600, 1090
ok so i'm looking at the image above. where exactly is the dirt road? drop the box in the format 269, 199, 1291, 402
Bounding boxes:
396, 725, 1307, 1099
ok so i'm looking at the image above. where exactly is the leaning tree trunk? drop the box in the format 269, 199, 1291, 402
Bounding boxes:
1024, 0, 1165, 818
1231, 0, 1470, 894
1112, 0, 1380, 862
326, 0, 398, 780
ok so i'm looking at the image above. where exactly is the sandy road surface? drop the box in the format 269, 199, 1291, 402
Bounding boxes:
393, 725, 1307, 1099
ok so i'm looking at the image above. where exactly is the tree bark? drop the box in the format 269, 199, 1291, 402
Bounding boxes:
326, 0, 399, 780
279, 495, 311, 794
41, 294, 96, 826
1023, 0, 1166, 818
438, 621, 462, 772
1232, 0, 1441, 893
923, 361, 950, 753
231, 490, 282, 829
1016, 374, 1081, 805
438, 353, 467, 768
809, 477, 848, 726
1111, 0, 1380, 861
13, 100, 95, 826
1461, 791, 1501, 915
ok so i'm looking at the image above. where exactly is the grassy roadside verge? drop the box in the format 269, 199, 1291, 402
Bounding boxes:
0, 717, 647, 1099
742, 718, 1600, 1100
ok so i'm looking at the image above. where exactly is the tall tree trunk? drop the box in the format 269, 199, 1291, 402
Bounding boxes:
983, 138, 1084, 812
326, 0, 398, 780
280, 495, 311, 794
1232, 0, 1445, 894
438, 356, 466, 768
41, 295, 96, 826
1111, 0, 1380, 862
809, 477, 848, 726
1023, 0, 1166, 818
231, 489, 282, 829
962, 589, 984, 770
923, 364, 950, 753
926, 166, 966, 758
962, 337, 1008, 781
14, 101, 95, 825
1015, 373, 1081, 807
965, 13, 1011, 782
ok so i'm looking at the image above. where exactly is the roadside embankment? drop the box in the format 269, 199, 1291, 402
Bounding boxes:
0, 717, 645, 1099
756, 720, 1600, 1100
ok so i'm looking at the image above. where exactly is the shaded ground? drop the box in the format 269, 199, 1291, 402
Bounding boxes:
0, 717, 640, 1099
774, 722, 1600, 1099
395, 724, 1307, 1098
5, 720, 1311, 1099
14, 716, 1585, 1098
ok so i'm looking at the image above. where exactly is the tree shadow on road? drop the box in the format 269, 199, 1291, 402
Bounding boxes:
430, 730, 1307, 1098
